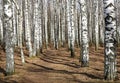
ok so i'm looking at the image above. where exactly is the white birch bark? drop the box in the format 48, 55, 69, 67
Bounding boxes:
77, 1, 82, 46
61, 0, 65, 46
24, 0, 33, 57
67, 0, 71, 49
58, 1, 61, 46
70, 0, 75, 57
18, 0, 25, 64
74, 0, 79, 47
0, 0, 3, 44
66, 0, 75, 57
116, 0, 120, 44
99, 0, 104, 45
12, 3, 17, 46
103, 0, 117, 80
94, 0, 99, 50
80, 0, 89, 67
88, 0, 93, 45
0, 18, 3, 44
44, 0, 48, 49
3, 0, 15, 75
33, 0, 40, 56
38, 0, 42, 53
50, 0, 54, 44
54, 0, 58, 50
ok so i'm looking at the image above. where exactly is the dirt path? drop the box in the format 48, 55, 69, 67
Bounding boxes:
0, 47, 120, 83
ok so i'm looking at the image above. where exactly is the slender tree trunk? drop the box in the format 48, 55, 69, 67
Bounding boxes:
99, 0, 104, 45
12, 3, 17, 46
80, 0, 89, 67
103, 0, 117, 80
70, 0, 75, 57
50, 0, 54, 45
44, 0, 48, 49
67, 0, 71, 50
74, 0, 79, 47
94, 0, 99, 50
33, 0, 40, 56
61, 0, 65, 47
18, 0, 25, 64
0, 17, 3, 44
88, 0, 93, 45
24, 0, 33, 57
54, 0, 58, 50
3, 0, 15, 75
38, 0, 42, 53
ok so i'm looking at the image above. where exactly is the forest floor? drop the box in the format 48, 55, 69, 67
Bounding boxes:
0, 46, 120, 83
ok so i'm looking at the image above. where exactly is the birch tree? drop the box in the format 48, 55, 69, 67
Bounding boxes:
67, 0, 71, 50
38, 0, 42, 53
61, 0, 66, 47
70, 0, 75, 57
80, 0, 89, 67
66, 0, 75, 57
3, 0, 15, 75
0, 0, 3, 44
54, 0, 59, 50
24, 0, 33, 57
44, 0, 48, 49
88, 0, 93, 45
94, 0, 99, 50
99, 0, 104, 45
103, 0, 117, 80
33, 0, 40, 56
18, 0, 25, 63
50, 0, 55, 44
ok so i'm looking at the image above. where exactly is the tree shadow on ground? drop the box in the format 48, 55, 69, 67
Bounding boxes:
0, 67, 7, 76
40, 54, 81, 68
26, 61, 103, 81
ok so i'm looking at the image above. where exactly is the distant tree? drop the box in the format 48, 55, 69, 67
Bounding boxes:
24, 0, 33, 57
94, 0, 99, 50
54, 0, 59, 50
61, 0, 65, 47
103, 0, 117, 80
44, 0, 48, 49
38, 0, 42, 53
33, 0, 40, 56
0, 0, 3, 44
18, 0, 25, 64
67, 0, 71, 50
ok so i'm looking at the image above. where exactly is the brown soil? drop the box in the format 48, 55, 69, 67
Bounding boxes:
0, 46, 120, 83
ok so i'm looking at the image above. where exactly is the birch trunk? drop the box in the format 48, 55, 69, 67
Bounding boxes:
50, 0, 54, 44
33, 0, 40, 56
88, 0, 93, 45
24, 0, 33, 57
0, 0, 3, 45
18, 0, 25, 64
80, 0, 89, 67
103, 0, 117, 80
67, 0, 71, 50
12, 3, 16, 46
3, 0, 15, 75
38, 0, 42, 53
44, 0, 48, 49
99, 0, 104, 45
54, 0, 58, 50
70, 0, 75, 57
61, 0, 65, 47
94, 0, 99, 50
